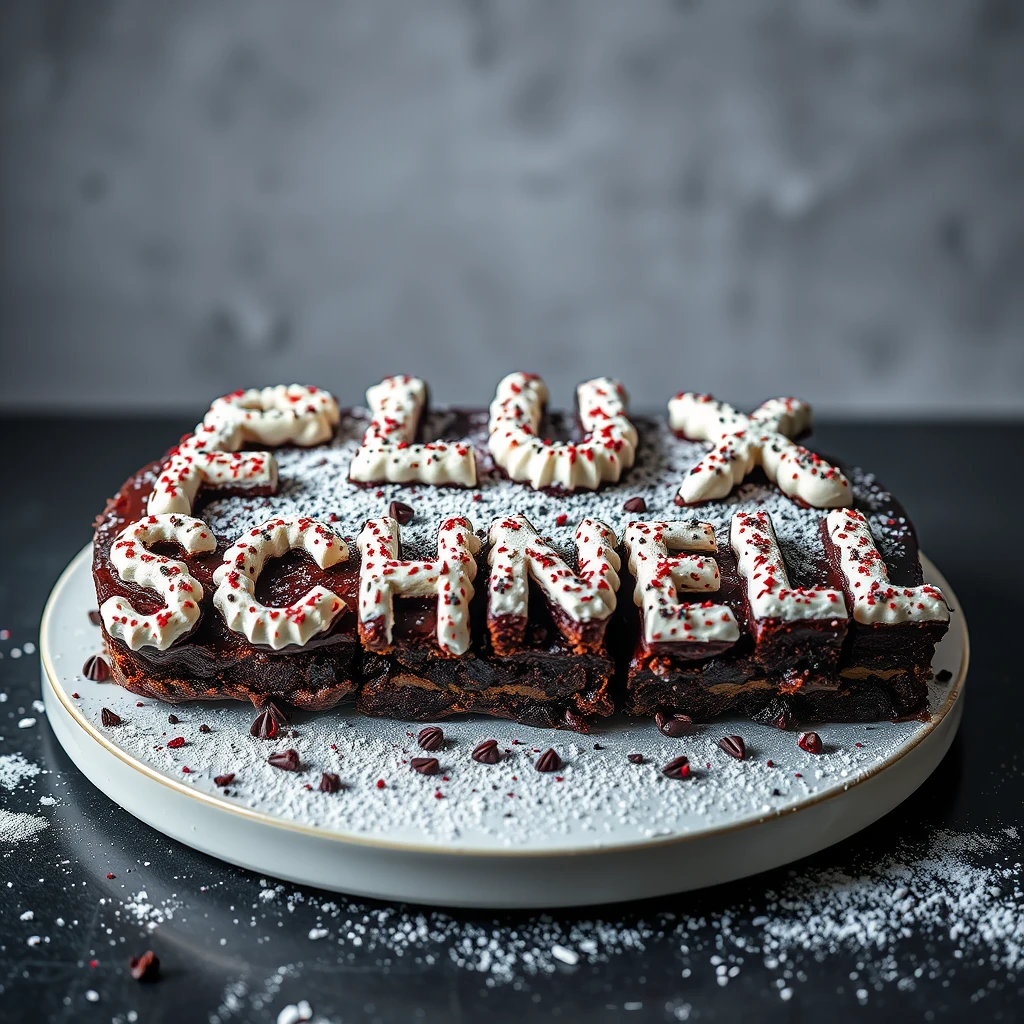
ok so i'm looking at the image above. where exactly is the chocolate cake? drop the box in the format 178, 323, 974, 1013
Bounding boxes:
91, 377, 950, 730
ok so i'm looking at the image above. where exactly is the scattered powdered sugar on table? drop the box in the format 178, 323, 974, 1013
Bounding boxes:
188, 825, 1021, 1019
0, 809, 49, 844
0, 752, 42, 791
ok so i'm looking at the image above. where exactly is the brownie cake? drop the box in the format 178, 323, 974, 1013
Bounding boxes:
91, 376, 950, 731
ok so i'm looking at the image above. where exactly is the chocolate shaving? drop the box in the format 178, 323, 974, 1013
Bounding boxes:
661, 755, 690, 779
167, 714, 180, 725
410, 756, 440, 775
655, 711, 693, 737
198, 724, 211, 734
719, 735, 746, 760
627, 753, 645, 764
388, 500, 414, 525
319, 772, 344, 792
100, 707, 121, 727
535, 748, 563, 773
471, 739, 501, 765
83, 655, 110, 682
129, 950, 160, 982
249, 708, 279, 740
87, 610, 102, 627
213, 773, 235, 787
267, 749, 301, 772
623, 496, 647, 513
417, 726, 444, 751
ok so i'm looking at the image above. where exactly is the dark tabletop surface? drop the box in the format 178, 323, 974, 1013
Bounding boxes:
0, 416, 1020, 1024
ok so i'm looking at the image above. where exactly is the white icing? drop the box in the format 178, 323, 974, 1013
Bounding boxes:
356, 516, 481, 656
825, 509, 949, 625
200, 385, 339, 450
730, 511, 845, 622
348, 376, 477, 486
151, 385, 339, 514
623, 521, 740, 647
486, 514, 620, 626
488, 374, 638, 491
147, 450, 278, 516
669, 392, 851, 508
212, 516, 349, 650
100, 514, 215, 651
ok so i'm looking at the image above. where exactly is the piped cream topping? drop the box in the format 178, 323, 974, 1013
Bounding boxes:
348, 375, 477, 486
147, 450, 278, 516
488, 374, 638, 491
730, 510, 845, 622
100, 514, 216, 651
487, 514, 620, 624
623, 520, 740, 646
669, 392, 850, 508
212, 516, 349, 650
826, 508, 949, 625
356, 515, 481, 655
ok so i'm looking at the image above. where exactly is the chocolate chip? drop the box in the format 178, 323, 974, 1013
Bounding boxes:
471, 739, 501, 764
593, 743, 605, 750
627, 753, 645, 764
798, 731, 823, 754
213, 773, 235, 787
655, 711, 693, 737
417, 726, 444, 751
535, 748, 563, 773
199, 724, 211, 734
719, 735, 746, 760
623, 496, 647, 513
772, 788, 782, 796
319, 772, 343, 793
249, 709, 279, 740
936, 669, 952, 683
410, 756, 440, 775
87, 610, 102, 627
563, 709, 590, 734
389, 500, 414, 525
167, 714, 180, 725
166, 737, 186, 749
268, 749, 301, 772
100, 708, 122, 727
129, 950, 160, 982
83, 655, 110, 682
662, 755, 690, 780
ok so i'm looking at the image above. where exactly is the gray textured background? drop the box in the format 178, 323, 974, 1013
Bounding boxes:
1, 0, 1022, 416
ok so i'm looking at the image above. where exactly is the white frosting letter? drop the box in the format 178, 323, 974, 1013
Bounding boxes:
825, 509, 948, 625
670, 393, 851, 508
624, 521, 740, 650
348, 376, 477, 486
487, 515, 620, 654
488, 374, 638, 491
148, 450, 278, 516
213, 516, 349, 650
101, 514, 216, 651
730, 511, 845, 622
357, 516, 481, 656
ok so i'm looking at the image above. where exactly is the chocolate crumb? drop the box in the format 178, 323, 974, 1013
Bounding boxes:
535, 749, 563, 773
83, 655, 110, 682
389, 500, 415, 525
213, 773, 235, 787
417, 726, 444, 751
471, 739, 501, 764
249, 708, 279, 740
719, 735, 746, 760
627, 753, 645, 764
199, 724, 211, 734
410, 756, 440, 775
167, 714, 179, 725
798, 731, 823, 755
87, 610, 103, 627
656, 711, 693, 737
319, 772, 343, 793
267, 749, 301, 772
662, 755, 691, 780
129, 950, 160, 982
100, 708, 122, 727
936, 669, 953, 683
623, 496, 647, 513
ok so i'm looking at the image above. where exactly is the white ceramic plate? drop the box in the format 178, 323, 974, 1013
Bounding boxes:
41, 546, 967, 908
